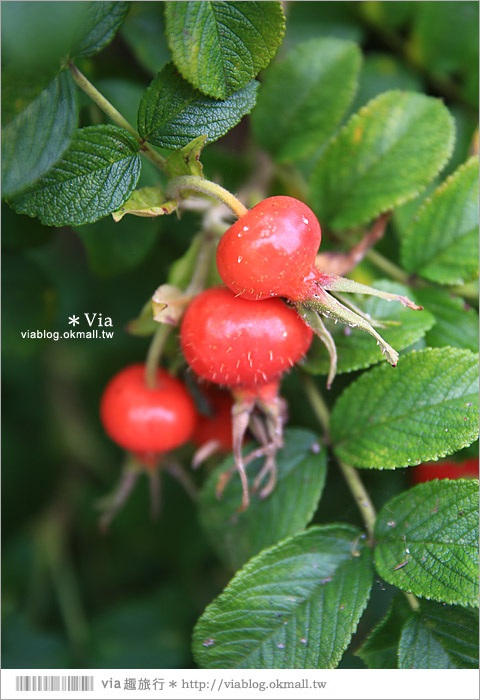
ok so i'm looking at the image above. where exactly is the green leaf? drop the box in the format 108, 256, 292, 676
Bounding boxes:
310, 91, 455, 230
165, 136, 206, 178
415, 287, 479, 353
303, 280, 435, 376
331, 348, 479, 470
94, 78, 161, 189
199, 428, 327, 571
74, 1, 130, 58
138, 63, 258, 150
398, 601, 479, 669
2, 70, 78, 197
9, 125, 141, 227
120, 2, 170, 75
75, 211, 158, 277
112, 185, 177, 221
193, 525, 373, 669
355, 595, 412, 669
374, 480, 479, 607
251, 38, 362, 163
401, 157, 479, 285
164, 1, 285, 99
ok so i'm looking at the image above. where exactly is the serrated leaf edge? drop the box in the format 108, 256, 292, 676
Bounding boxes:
312, 90, 456, 230
401, 155, 480, 283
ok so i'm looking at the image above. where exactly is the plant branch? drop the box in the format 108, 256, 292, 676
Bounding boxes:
144, 323, 173, 389
68, 62, 167, 171
301, 373, 420, 611
301, 374, 377, 541
167, 176, 248, 219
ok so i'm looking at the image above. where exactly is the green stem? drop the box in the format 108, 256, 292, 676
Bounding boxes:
301, 374, 378, 537
167, 176, 248, 219
449, 280, 479, 301
68, 62, 167, 172
366, 249, 410, 284
302, 373, 420, 611
300, 373, 331, 438
144, 323, 172, 389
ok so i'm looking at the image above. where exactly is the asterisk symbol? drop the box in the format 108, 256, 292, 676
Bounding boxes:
68, 315, 80, 326
169, 681, 177, 688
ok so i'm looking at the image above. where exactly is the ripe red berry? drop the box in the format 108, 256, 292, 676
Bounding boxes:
180, 286, 313, 387
100, 364, 197, 453
411, 458, 478, 484
216, 195, 323, 301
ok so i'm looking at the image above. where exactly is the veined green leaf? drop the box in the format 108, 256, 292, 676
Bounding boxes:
415, 287, 479, 353
2, 70, 77, 197
303, 280, 434, 376
401, 157, 479, 285
193, 525, 373, 669
138, 63, 258, 150
331, 348, 479, 469
74, 1, 130, 58
310, 91, 455, 230
398, 601, 479, 668
199, 428, 327, 571
374, 480, 479, 607
251, 38, 362, 163
164, 1, 285, 99
9, 125, 141, 227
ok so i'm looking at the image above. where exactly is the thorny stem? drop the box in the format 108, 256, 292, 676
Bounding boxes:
302, 374, 420, 612
167, 176, 248, 219
68, 63, 167, 171
144, 323, 172, 389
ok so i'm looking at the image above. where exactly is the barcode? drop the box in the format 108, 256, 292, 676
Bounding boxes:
15, 676, 94, 692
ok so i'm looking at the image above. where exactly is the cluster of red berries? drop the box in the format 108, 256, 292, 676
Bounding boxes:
100, 196, 318, 514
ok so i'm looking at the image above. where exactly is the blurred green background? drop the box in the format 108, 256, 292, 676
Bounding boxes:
2, 1, 478, 668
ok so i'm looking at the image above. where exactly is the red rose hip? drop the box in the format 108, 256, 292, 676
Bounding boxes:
100, 364, 196, 453
216, 195, 322, 301
180, 286, 313, 387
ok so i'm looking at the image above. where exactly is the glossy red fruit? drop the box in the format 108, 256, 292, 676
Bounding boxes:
193, 386, 233, 451
180, 286, 313, 387
411, 458, 478, 484
216, 195, 323, 301
100, 364, 197, 453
